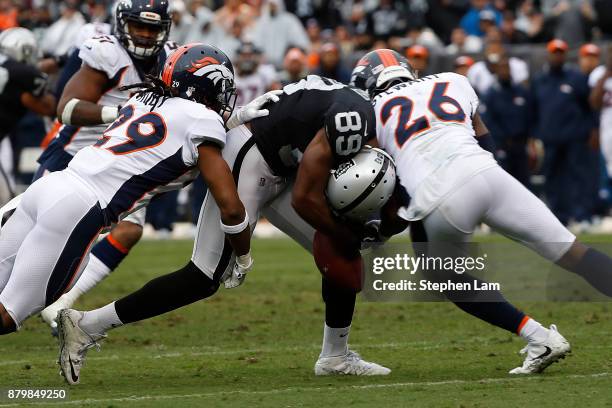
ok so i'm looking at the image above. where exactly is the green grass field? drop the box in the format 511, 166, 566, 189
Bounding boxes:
1, 237, 611, 407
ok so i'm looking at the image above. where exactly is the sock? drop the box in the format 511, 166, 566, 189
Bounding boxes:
90, 235, 129, 271
115, 261, 218, 324
320, 324, 350, 358
518, 316, 549, 343
453, 301, 526, 334
321, 278, 356, 328
70, 255, 112, 297
568, 248, 612, 297
80, 302, 123, 335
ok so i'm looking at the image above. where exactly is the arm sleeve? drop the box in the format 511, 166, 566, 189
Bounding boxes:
78, 36, 127, 79
452, 72, 480, 117
182, 110, 227, 166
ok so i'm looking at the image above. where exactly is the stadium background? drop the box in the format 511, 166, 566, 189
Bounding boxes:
1, 2, 612, 404
0, 0, 611, 237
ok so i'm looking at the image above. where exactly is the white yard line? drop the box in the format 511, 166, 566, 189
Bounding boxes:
2, 338, 610, 367
0, 372, 608, 407
0, 338, 506, 367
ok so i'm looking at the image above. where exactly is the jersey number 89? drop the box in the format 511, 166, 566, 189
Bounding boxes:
334, 111, 363, 156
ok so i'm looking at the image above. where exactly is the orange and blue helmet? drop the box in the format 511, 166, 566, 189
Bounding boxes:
350, 49, 417, 98
160, 43, 237, 118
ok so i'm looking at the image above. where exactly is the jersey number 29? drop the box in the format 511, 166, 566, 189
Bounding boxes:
95, 105, 167, 155
381, 82, 466, 147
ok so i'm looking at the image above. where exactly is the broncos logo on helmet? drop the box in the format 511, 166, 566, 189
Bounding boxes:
187, 57, 234, 88
160, 43, 237, 120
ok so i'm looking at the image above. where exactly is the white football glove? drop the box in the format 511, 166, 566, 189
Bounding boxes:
226, 89, 283, 129
360, 220, 390, 250
224, 252, 254, 289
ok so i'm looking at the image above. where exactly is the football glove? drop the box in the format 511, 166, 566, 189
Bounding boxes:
224, 252, 254, 289
360, 220, 390, 250
226, 90, 283, 129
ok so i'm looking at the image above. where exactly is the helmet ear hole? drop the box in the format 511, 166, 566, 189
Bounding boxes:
326, 147, 397, 221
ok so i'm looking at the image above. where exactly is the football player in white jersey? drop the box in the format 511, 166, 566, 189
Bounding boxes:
351, 49, 612, 374
35, 0, 181, 331
234, 41, 281, 106
0, 45, 273, 376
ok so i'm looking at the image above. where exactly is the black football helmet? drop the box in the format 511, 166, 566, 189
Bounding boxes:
350, 49, 417, 97
115, 0, 171, 59
161, 43, 237, 118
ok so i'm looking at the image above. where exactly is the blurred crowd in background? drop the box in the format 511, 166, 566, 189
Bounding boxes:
1, 0, 612, 235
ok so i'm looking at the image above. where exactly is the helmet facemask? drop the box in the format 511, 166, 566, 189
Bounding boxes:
118, 14, 170, 59
207, 78, 237, 123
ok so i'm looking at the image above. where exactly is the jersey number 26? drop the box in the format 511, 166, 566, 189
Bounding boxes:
380, 82, 466, 147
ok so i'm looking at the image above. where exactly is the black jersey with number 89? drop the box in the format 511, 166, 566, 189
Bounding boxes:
250, 75, 375, 176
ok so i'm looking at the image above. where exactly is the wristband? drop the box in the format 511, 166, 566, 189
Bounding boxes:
220, 210, 249, 234
60, 98, 80, 125
101, 106, 120, 124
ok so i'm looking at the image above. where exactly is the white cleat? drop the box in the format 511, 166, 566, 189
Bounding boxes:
57, 309, 105, 385
509, 324, 571, 374
314, 350, 391, 376
41, 293, 75, 334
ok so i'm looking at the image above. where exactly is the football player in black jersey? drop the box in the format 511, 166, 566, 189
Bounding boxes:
58, 75, 393, 383
0, 28, 56, 207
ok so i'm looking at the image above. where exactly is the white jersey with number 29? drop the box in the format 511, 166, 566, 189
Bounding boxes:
373, 72, 497, 221
67, 91, 226, 224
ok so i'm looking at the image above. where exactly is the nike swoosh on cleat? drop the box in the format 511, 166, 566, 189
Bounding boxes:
339, 333, 348, 338
534, 346, 552, 360
68, 358, 79, 383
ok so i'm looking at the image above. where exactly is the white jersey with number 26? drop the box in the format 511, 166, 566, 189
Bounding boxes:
373, 72, 497, 221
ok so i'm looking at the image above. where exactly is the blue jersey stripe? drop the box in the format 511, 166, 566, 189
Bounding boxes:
104, 148, 190, 222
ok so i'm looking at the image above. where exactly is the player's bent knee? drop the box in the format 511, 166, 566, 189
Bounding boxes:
110, 221, 143, 249
181, 261, 220, 298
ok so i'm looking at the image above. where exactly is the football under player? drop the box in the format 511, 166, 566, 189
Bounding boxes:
57, 74, 393, 384
0, 28, 56, 207
36, 0, 181, 330
351, 49, 612, 374
0, 44, 272, 346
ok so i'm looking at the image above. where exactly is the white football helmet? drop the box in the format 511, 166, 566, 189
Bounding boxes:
326, 146, 396, 221
0, 27, 40, 65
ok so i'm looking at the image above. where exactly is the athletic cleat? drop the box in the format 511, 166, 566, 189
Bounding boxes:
57, 309, 105, 385
41, 293, 75, 336
314, 350, 391, 376
509, 324, 571, 374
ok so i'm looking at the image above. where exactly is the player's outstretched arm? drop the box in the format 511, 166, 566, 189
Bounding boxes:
292, 129, 359, 248
197, 142, 251, 257
57, 64, 117, 126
